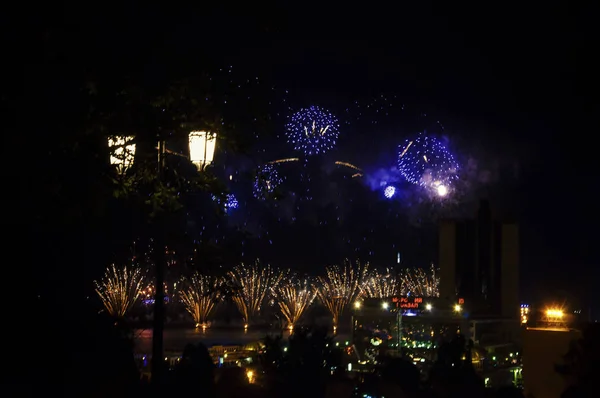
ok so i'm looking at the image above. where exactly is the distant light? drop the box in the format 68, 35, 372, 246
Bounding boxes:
382, 302, 389, 310
454, 304, 462, 312
354, 301, 361, 309
546, 309, 564, 318
384, 185, 396, 198
425, 303, 432, 311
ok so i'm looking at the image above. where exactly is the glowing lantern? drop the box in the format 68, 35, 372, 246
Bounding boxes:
189, 131, 217, 171
108, 136, 136, 173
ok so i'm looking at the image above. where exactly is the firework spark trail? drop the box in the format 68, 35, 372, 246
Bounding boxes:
363, 268, 398, 298
94, 264, 145, 317
399, 265, 440, 297
315, 260, 369, 326
180, 273, 222, 326
273, 275, 316, 330
228, 262, 283, 325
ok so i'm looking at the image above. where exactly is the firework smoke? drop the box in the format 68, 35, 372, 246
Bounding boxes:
315, 260, 369, 326
94, 264, 146, 317
228, 262, 283, 325
272, 274, 316, 330
180, 273, 222, 327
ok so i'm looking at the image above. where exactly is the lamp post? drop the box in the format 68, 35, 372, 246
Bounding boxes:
108, 131, 216, 385
152, 139, 167, 386
395, 303, 402, 356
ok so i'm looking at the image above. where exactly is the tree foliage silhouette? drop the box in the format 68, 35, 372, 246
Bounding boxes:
261, 327, 344, 398
169, 342, 216, 397
555, 323, 600, 398
428, 334, 484, 397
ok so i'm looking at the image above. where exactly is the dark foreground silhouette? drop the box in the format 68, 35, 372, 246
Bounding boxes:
23, 309, 578, 398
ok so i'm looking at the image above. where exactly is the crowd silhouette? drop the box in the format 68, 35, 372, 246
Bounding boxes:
24, 306, 600, 398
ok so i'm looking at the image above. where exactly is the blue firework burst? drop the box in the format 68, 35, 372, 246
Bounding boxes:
285, 105, 340, 156
397, 132, 459, 189
253, 164, 283, 200
211, 193, 239, 211
384, 185, 396, 199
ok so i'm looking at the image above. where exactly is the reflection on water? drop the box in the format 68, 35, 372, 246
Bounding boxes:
134, 328, 350, 354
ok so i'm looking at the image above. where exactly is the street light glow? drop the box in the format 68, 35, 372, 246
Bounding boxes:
382, 302, 389, 310
454, 304, 462, 312
354, 301, 361, 309
189, 131, 217, 170
425, 303, 432, 311
108, 136, 136, 173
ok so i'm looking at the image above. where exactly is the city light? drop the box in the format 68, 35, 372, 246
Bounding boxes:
382, 302, 389, 310
425, 303, 432, 311
546, 309, 564, 318
454, 304, 462, 313
520, 304, 530, 324
354, 301, 361, 309
246, 370, 254, 384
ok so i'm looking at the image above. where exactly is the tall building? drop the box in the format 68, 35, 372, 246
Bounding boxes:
438, 200, 519, 319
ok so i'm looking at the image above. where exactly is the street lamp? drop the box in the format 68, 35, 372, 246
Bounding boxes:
108, 136, 136, 173
107, 131, 217, 385
189, 131, 217, 171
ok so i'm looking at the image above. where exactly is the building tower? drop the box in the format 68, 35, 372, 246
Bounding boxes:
438, 200, 519, 318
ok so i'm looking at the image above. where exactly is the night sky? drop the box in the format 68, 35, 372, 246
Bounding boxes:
15, 4, 597, 314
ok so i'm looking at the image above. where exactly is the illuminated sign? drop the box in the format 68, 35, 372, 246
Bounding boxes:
458, 298, 464, 305
392, 296, 423, 309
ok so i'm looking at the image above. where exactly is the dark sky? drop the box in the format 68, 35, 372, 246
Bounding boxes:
15, 4, 597, 310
